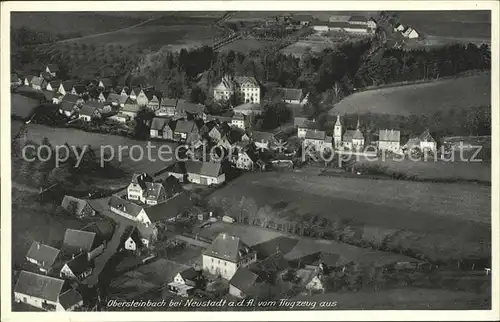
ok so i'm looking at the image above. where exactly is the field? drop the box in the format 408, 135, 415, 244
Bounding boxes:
329, 72, 491, 116
353, 158, 491, 183
11, 12, 144, 37
198, 222, 417, 267
11, 94, 39, 120
219, 39, 273, 53
396, 11, 491, 41
17, 123, 178, 175
209, 172, 491, 261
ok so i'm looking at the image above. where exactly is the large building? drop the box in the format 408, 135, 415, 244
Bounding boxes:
402, 129, 437, 153
334, 115, 365, 151
202, 233, 257, 280
378, 129, 401, 153
213, 75, 260, 104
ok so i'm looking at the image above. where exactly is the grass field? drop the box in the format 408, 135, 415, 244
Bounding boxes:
219, 39, 273, 53
329, 72, 491, 116
209, 172, 491, 261
11, 94, 39, 120
353, 158, 491, 183
396, 11, 491, 40
11, 12, 144, 37
17, 123, 178, 175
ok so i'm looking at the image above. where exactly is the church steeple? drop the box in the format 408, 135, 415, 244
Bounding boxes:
356, 117, 360, 130
335, 114, 341, 125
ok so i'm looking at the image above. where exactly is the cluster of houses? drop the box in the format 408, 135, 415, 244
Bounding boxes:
393, 22, 419, 39
14, 222, 113, 311
310, 15, 377, 34
296, 115, 437, 155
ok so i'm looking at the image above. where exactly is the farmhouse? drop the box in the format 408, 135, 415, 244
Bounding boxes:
334, 116, 364, 150
58, 81, 75, 96
26, 242, 60, 274
98, 78, 113, 90
45, 64, 59, 77
200, 121, 222, 142
403, 129, 437, 153
233, 102, 262, 116
106, 93, 128, 107
144, 192, 193, 223
11, 73, 22, 86
173, 120, 199, 144
30, 76, 45, 90
251, 131, 280, 151
214, 75, 261, 104
172, 267, 204, 287
58, 102, 78, 118
157, 98, 178, 116
378, 129, 401, 153
127, 173, 174, 205
270, 87, 306, 105
62, 229, 97, 256
150, 117, 171, 139
78, 102, 102, 122
46, 80, 61, 92
290, 14, 313, 26
129, 87, 144, 101
14, 271, 83, 311
40, 72, 53, 83
402, 27, 419, 39
122, 97, 140, 119
124, 228, 150, 253
61, 195, 96, 218
202, 233, 257, 280
298, 120, 319, 138
60, 252, 93, 281
109, 195, 149, 225
235, 150, 258, 171
107, 112, 131, 123
228, 267, 263, 298
393, 23, 405, 32
186, 160, 225, 185
88, 89, 107, 103
175, 100, 206, 120
304, 130, 332, 151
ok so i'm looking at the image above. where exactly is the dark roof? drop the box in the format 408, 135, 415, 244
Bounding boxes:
31, 76, 43, 86
65, 252, 92, 276
14, 270, 65, 302
251, 131, 276, 143
305, 130, 326, 140
379, 129, 400, 142
131, 173, 153, 190
185, 160, 222, 178
249, 252, 290, 283
24, 75, 34, 83
99, 78, 112, 87
82, 221, 114, 243
107, 93, 128, 105
63, 229, 96, 254
203, 233, 252, 262
58, 289, 83, 310
177, 100, 205, 115
174, 120, 197, 134
61, 196, 89, 215
229, 268, 260, 293
291, 14, 313, 21
46, 64, 59, 72
273, 88, 303, 101
12, 73, 21, 82
60, 102, 76, 113
79, 102, 102, 116
26, 242, 60, 270
253, 236, 299, 259
62, 94, 81, 104
298, 120, 318, 130
145, 193, 193, 222
108, 195, 144, 218
40, 71, 52, 81
145, 90, 159, 102
160, 98, 178, 107
349, 15, 368, 23
179, 267, 202, 281
72, 85, 86, 94
353, 129, 364, 140
343, 130, 356, 142
150, 117, 170, 130
48, 80, 61, 90
61, 81, 75, 91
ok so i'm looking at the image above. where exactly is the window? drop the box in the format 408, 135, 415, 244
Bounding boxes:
218, 260, 220, 264
224, 262, 227, 266
212, 258, 214, 262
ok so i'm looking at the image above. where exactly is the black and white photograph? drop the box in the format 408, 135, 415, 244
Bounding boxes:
1, 1, 498, 319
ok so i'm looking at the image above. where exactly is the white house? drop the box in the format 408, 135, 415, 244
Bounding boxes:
403, 27, 419, 39
26, 241, 60, 273
14, 271, 83, 311
231, 113, 247, 130
59, 253, 93, 281
109, 195, 151, 226
378, 129, 401, 153
298, 120, 318, 139
202, 233, 257, 280
403, 129, 437, 154
214, 75, 260, 104
186, 161, 226, 186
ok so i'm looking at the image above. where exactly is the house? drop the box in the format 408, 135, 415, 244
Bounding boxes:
61, 195, 96, 218
231, 113, 247, 130
98, 78, 113, 89
127, 173, 173, 205
24, 75, 34, 86
233, 102, 262, 116
403, 27, 419, 39
334, 116, 364, 150
367, 18, 378, 30
150, 117, 171, 139
26, 242, 60, 273
107, 112, 131, 123
290, 14, 313, 26
58, 102, 78, 118
124, 228, 152, 253
119, 87, 130, 97
304, 269, 325, 293
59, 252, 93, 281
127, 173, 153, 202
328, 21, 369, 34
121, 97, 140, 119
40, 71, 53, 82
135, 88, 150, 107
146, 91, 161, 111
214, 75, 260, 104
11, 73, 22, 86
328, 15, 351, 22
173, 267, 204, 287
297, 120, 318, 138
185, 160, 225, 185
109, 195, 149, 225
251, 131, 279, 151
348, 15, 368, 25
235, 150, 258, 171
78, 102, 102, 122
62, 229, 96, 256
46, 80, 61, 92
202, 233, 257, 280
107, 93, 128, 107
14, 271, 83, 311
394, 23, 405, 32
30, 76, 45, 90
200, 121, 222, 142
228, 267, 262, 298
88, 89, 107, 103
173, 120, 199, 144
52, 94, 65, 104
403, 129, 437, 153
303, 130, 330, 151
176, 100, 206, 120
157, 98, 178, 116
63, 94, 84, 107
144, 192, 193, 224
58, 81, 75, 96
310, 20, 329, 32
45, 64, 59, 77
270, 88, 305, 105
378, 129, 401, 153
71, 85, 87, 96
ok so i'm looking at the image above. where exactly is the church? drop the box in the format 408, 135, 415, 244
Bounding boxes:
333, 115, 365, 151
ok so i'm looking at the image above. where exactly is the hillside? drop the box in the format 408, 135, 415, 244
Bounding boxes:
329, 72, 491, 116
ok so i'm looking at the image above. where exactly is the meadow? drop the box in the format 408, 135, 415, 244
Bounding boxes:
209, 172, 491, 261
329, 72, 491, 116
11, 94, 39, 120
17, 123, 179, 175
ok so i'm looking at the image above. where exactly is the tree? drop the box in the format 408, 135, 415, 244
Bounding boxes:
134, 107, 155, 140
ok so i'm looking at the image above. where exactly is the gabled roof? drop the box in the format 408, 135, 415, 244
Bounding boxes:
24, 75, 34, 83
419, 129, 435, 143
144, 193, 193, 222
379, 129, 400, 142
31, 76, 44, 86
273, 88, 303, 101
61, 196, 90, 215
176, 100, 205, 115
203, 233, 252, 262
40, 71, 53, 81
291, 14, 313, 21
60, 102, 76, 113
160, 98, 178, 107
185, 160, 222, 178
349, 15, 368, 23
79, 102, 102, 116
298, 120, 318, 130
65, 252, 92, 276
144, 90, 159, 102
107, 93, 128, 105
99, 78, 112, 87
26, 242, 60, 270
178, 267, 201, 281
174, 120, 197, 134
251, 131, 276, 143
61, 80, 75, 91
48, 80, 61, 90
232, 113, 245, 121
62, 94, 82, 104
46, 64, 59, 72
150, 117, 170, 131
234, 76, 259, 88
58, 289, 83, 310
63, 229, 96, 254
14, 271, 65, 302
12, 73, 21, 82
108, 195, 144, 218
229, 267, 260, 293
304, 130, 326, 140
122, 98, 140, 113
72, 85, 86, 94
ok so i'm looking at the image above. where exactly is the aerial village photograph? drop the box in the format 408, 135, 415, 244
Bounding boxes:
5, 6, 494, 313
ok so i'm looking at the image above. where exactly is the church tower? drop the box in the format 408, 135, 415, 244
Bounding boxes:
334, 114, 342, 149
